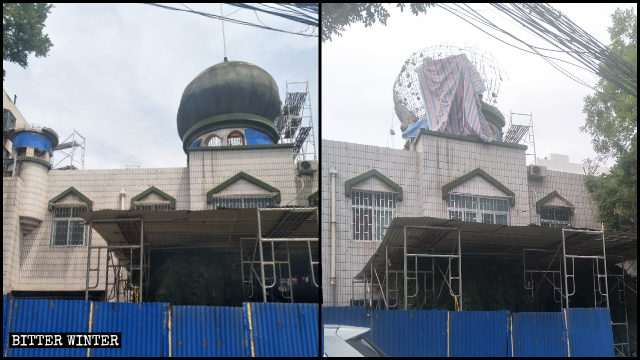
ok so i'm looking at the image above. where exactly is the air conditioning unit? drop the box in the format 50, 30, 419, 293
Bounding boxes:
297, 160, 318, 175
528, 164, 547, 179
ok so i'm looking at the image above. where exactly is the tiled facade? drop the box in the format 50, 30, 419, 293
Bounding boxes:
3, 146, 316, 295
322, 132, 600, 306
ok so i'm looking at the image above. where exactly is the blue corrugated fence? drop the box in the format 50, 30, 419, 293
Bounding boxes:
565, 308, 615, 357
90, 301, 170, 357
172, 305, 245, 357
246, 302, 319, 357
2, 299, 615, 357
2, 299, 319, 357
3, 295, 11, 356
6, 299, 90, 357
372, 309, 448, 356
449, 310, 510, 357
322, 306, 371, 327
512, 311, 567, 357
322, 306, 616, 357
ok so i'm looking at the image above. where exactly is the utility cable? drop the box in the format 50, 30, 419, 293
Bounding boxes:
221, 4, 228, 61
142, 3, 316, 37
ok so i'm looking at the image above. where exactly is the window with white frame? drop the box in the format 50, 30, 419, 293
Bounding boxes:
540, 206, 571, 228
211, 195, 276, 209
51, 206, 87, 246
352, 190, 396, 241
447, 193, 510, 225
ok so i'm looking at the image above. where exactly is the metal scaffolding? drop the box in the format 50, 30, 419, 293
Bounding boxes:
82, 208, 319, 304
523, 227, 632, 357
275, 81, 317, 162
353, 223, 462, 311
53, 129, 86, 170
240, 207, 319, 303
351, 217, 636, 354
503, 112, 537, 165
84, 218, 147, 303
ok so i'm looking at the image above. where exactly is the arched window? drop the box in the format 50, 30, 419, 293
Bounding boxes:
227, 131, 245, 146
206, 135, 221, 147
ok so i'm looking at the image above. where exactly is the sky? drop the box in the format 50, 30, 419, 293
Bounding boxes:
322, 3, 637, 170
3, 3, 318, 169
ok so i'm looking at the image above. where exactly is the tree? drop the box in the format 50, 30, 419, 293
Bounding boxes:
581, 8, 637, 230
584, 139, 637, 230
321, 3, 434, 42
3, 3, 54, 79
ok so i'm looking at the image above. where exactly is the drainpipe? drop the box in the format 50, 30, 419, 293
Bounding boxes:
119, 188, 127, 210
329, 168, 338, 306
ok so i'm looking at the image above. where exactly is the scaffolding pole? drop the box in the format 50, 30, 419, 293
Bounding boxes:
561, 228, 609, 309
84, 218, 145, 303
247, 207, 318, 303
400, 225, 462, 310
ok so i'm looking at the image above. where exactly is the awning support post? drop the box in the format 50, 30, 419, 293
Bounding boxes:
84, 221, 93, 301
257, 208, 267, 302
403, 225, 408, 310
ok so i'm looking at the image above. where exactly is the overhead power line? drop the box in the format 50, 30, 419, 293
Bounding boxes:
142, 3, 317, 38
436, 3, 637, 97
225, 3, 318, 26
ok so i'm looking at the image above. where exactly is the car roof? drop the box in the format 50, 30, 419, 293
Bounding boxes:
324, 324, 371, 340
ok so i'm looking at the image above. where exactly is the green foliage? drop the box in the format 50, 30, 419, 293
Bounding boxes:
394, 258, 535, 311
3, 3, 54, 79
581, 8, 636, 160
581, 8, 637, 230
148, 250, 243, 306
321, 3, 434, 42
461, 259, 534, 312
584, 138, 637, 230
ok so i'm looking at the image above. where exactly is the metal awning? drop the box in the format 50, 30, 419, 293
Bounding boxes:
79, 208, 318, 249
81, 207, 320, 303
355, 217, 637, 279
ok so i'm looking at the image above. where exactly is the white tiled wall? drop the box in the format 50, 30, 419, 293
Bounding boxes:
322, 140, 420, 306
323, 133, 600, 306
188, 148, 298, 210
3, 177, 23, 294
3, 146, 316, 295
528, 170, 600, 229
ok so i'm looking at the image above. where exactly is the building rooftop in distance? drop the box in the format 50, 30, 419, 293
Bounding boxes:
534, 153, 608, 175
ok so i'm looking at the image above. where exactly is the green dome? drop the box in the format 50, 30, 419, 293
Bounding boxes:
177, 61, 282, 151
480, 100, 505, 129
